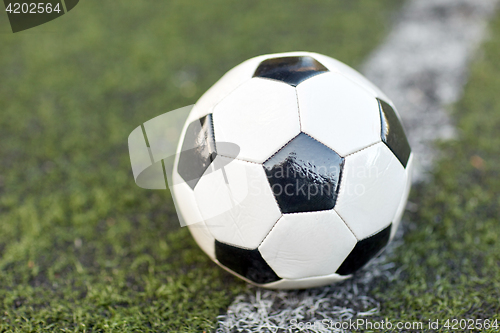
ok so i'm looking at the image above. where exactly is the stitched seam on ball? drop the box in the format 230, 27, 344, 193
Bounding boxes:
295, 87, 302, 132
210, 76, 253, 113
257, 214, 284, 249
361, 223, 392, 241
301, 132, 346, 205
334, 160, 358, 241
335, 140, 382, 222
216, 153, 261, 165
336, 70, 379, 99
215, 152, 284, 250
300, 131, 343, 157
211, 75, 253, 149
216, 152, 283, 210
262, 133, 301, 164
343, 140, 381, 158
334, 209, 359, 241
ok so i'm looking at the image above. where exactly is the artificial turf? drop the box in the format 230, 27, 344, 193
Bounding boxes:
370, 11, 500, 333
0, 1, 400, 331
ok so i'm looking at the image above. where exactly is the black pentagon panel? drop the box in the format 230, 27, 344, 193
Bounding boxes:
336, 224, 392, 276
253, 56, 328, 86
378, 99, 411, 168
177, 114, 217, 189
263, 133, 344, 214
215, 240, 281, 284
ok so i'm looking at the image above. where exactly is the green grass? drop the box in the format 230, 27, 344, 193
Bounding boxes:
0, 1, 399, 331
371, 12, 500, 332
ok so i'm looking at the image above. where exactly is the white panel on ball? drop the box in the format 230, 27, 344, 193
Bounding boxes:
259, 210, 357, 279
297, 72, 382, 157
194, 156, 282, 249
334, 142, 406, 240
213, 78, 301, 163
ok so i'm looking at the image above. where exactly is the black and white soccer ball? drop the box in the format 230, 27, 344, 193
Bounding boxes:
172, 52, 413, 289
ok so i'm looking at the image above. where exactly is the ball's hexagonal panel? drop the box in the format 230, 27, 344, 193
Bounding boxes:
297, 72, 382, 157
309, 52, 391, 102
263, 133, 344, 214
253, 56, 328, 86
378, 98, 411, 168
194, 156, 282, 249
189, 55, 267, 121
213, 78, 300, 163
215, 240, 280, 284
391, 153, 414, 239
177, 115, 216, 189
334, 142, 406, 240
259, 210, 357, 279
336, 223, 392, 276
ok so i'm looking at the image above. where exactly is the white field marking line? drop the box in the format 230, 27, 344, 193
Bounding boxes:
365, 0, 499, 182
216, 0, 499, 332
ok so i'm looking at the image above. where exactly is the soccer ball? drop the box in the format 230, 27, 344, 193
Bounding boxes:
172, 52, 413, 289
